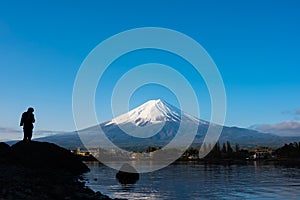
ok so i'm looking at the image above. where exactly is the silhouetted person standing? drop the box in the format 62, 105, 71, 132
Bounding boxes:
20, 107, 35, 141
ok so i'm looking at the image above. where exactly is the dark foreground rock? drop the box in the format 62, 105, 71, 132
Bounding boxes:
0, 141, 121, 200
7, 141, 89, 174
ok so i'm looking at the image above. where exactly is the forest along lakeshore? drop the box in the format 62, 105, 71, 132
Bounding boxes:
75, 141, 300, 166
178, 141, 300, 165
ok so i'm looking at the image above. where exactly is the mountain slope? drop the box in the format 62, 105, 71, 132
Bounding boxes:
38, 99, 298, 149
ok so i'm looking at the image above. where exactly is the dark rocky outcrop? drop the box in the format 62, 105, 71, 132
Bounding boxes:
7, 141, 89, 175
0, 141, 119, 200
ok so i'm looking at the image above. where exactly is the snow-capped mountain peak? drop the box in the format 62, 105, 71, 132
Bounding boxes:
108, 99, 180, 126
105, 99, 202, 127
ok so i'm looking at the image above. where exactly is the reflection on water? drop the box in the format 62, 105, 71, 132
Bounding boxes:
84, 162, 300, 200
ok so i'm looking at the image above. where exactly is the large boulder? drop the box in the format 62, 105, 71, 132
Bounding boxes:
8, 141, 89, 175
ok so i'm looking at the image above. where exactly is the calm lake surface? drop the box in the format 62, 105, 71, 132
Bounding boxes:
84, 162, 300, 200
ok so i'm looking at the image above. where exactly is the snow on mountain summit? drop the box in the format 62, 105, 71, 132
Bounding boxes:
106, 99, 202, 127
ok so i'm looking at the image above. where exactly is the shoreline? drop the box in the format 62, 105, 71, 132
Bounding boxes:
0, 164, 114, 200
0, 141, 125, 200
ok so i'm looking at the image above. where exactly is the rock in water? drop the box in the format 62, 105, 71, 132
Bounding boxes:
116, 163, 139, 185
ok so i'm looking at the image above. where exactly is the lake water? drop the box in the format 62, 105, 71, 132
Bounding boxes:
84, 162, 300, 200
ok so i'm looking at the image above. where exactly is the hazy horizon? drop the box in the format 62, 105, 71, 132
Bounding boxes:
1, 98, 299, 142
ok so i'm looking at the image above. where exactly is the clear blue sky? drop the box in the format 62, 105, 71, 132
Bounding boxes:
0, 1, 299, 138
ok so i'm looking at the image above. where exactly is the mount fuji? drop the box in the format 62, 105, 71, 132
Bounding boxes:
37, 99, 296, 149
104, 99, 203, 126
73, 99, 206, 149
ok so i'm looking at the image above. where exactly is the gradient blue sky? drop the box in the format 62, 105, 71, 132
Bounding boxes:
0, 1, 299, 139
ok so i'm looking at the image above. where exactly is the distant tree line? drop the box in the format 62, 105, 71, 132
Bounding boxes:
145, 141, 300, 162
276, 142, 300, 158
203, 141, 250, 160
182, 141, 250, 160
